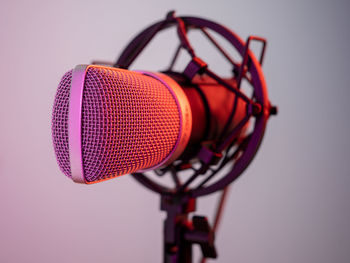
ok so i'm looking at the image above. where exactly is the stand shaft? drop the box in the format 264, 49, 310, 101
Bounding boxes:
161, 195, 217, 263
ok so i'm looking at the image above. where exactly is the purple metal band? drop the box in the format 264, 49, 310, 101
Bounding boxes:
137, 71, 192, 172
68, 65, 88, 183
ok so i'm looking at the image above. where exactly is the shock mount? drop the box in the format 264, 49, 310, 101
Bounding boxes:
113, 11, 277, 263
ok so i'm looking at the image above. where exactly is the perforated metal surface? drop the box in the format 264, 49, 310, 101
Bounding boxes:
52, 66, 181, 182
52, 70, 73, 178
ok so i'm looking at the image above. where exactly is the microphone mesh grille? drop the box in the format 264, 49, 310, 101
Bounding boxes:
52, 70, 73, 178
52, 66, 181, 183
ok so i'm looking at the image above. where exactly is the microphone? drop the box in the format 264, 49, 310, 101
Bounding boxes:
51, 12, 276, 263
52, 64, 248, 184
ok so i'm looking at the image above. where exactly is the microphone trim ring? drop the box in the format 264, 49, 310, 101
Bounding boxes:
69, 64, 88, 184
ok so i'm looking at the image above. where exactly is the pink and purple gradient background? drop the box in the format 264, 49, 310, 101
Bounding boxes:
0, 0, 349, 262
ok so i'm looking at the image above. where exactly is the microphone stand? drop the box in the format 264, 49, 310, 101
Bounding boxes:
161, 193, 217, 263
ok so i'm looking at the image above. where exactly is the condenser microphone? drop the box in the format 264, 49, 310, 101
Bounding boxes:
52, 64, 247, 184
51, 12, 277, 263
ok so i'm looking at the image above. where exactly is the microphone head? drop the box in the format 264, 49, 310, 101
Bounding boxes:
52, 65, 192, 184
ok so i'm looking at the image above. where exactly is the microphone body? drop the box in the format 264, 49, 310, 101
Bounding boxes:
171, 73, 247, 144
52, 65, 247, 184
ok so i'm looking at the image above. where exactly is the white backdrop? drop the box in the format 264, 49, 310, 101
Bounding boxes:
0, 0, 349, 262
